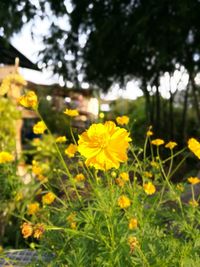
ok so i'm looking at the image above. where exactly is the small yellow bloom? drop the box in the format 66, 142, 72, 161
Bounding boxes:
75, 173, 85, 182
42, 192, 56, 205
128, 218, 138, 230
99, 112, 105, 119
120, 172, 129, 181
18, 91, 38, 109
21, 222, 33, 239
111, 171, 117, 178
189, 199, 199, 207
128, 236, 139, 252
176, 183, 184, 192
0, 73, 27, 96
33, 223, 45, 239
27, 202, 40, 215
151, 139, 164, 146
187, 177, 200, 185
67, 212, 76, 223
65, 144, 77, 158
115, 177, 125, 187
78, 121, 132, 170
70, 222, 77, 229
37, 174, 48, 183
0, 151, 14, 164
118, 195, 131, 209
150, 161, 159, 169
15, 192, 23, 202
56, 136, 67, 143
188, 138, 200, 159
165, 141, 177, 150
32, 165, 43, 176
143, 182, 156, 195
116, 115, 129, 125
33, 121, 47, 134
64, 108, 79, 117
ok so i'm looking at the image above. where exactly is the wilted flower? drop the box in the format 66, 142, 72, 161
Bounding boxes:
151, 139, 164, 146
165, 141, 177, 150
65, 144, 77, 158
33, 121, 47, 134
0, 151, 14, 164
18, 91, 38, 109
21, 222, 33, 239
143, 182, 156, 195
64, 108, 79, 117
33, 223, 45, 239
188, 138, 200, 159
116, 115, 129, 125
115, 177, 125, 187
189, 199, 199, 207
118, 195, 131, 209
187, 177, 200, 185
42, 192, 56, 205
78, 121, 132, 170
27, 202, 40, 215
56, 136, 67, 143
128, 236, 139, 253
128, 218, 138, 230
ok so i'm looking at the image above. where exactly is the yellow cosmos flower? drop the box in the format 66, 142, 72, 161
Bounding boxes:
0, 73, 27, 96
118, 195, 131, 209
33, 121, 47, 134
21, 222, 33, 239
165, 141, 177, 150
33, 223, 45, 239
0, 151, 14, 164
128, 218, 138, 230
65, 144, 77, 158
18, 91, 38, 109
151, 139, 164, 146
75, 173, 85, 182
27, 202, 40, 215
188, 138, 200, 159
120, 172, 129, 181
64, 108, 79, 117
42, 192, 56, 205
143, 182, 156, 195
78, 121, 132, 170
187, 177, 200, 185
56, 136, 67, 143
189, 199, 199, 207
116, 115, 129, 125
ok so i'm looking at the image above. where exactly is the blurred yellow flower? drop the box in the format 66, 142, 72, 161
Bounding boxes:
188, 138, 200, 159
111, 171, 117, 178
56, 136, 67, 143
116, 115, 129, 125
21, 222, 33, 239
120, 172, 129, 181
32, 164, 43, 176
128, 218, 138, 230
143, 171, 153, 178
15, 192, 23, 202
151, 139, 164, 146
118, 195, 131, 208
99, 112, 105, 119
33, 223, 45, 239
176, 184, 184, 192
128, 236, 139, 252
78, 121, 132, 170
0, 73, 27, 96
143, 182, 156, 195
27, 202, 40, 215
150, 161, 159, 169
70, 222, 77, 229
0, 151, 14, 164
33, 121, 47, 134
18, 91, 38, 109
65, 144, 77, 158
67, 212, 76, 223
64, 108, 79, 117
75, 173, 85, 182
165, 141, 177, 150
42, 192, 56, 205
187, 177, 200, 185
189, 199, 199, 207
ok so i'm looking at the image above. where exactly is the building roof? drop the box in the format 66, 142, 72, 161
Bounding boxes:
0, 36, 39, 70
